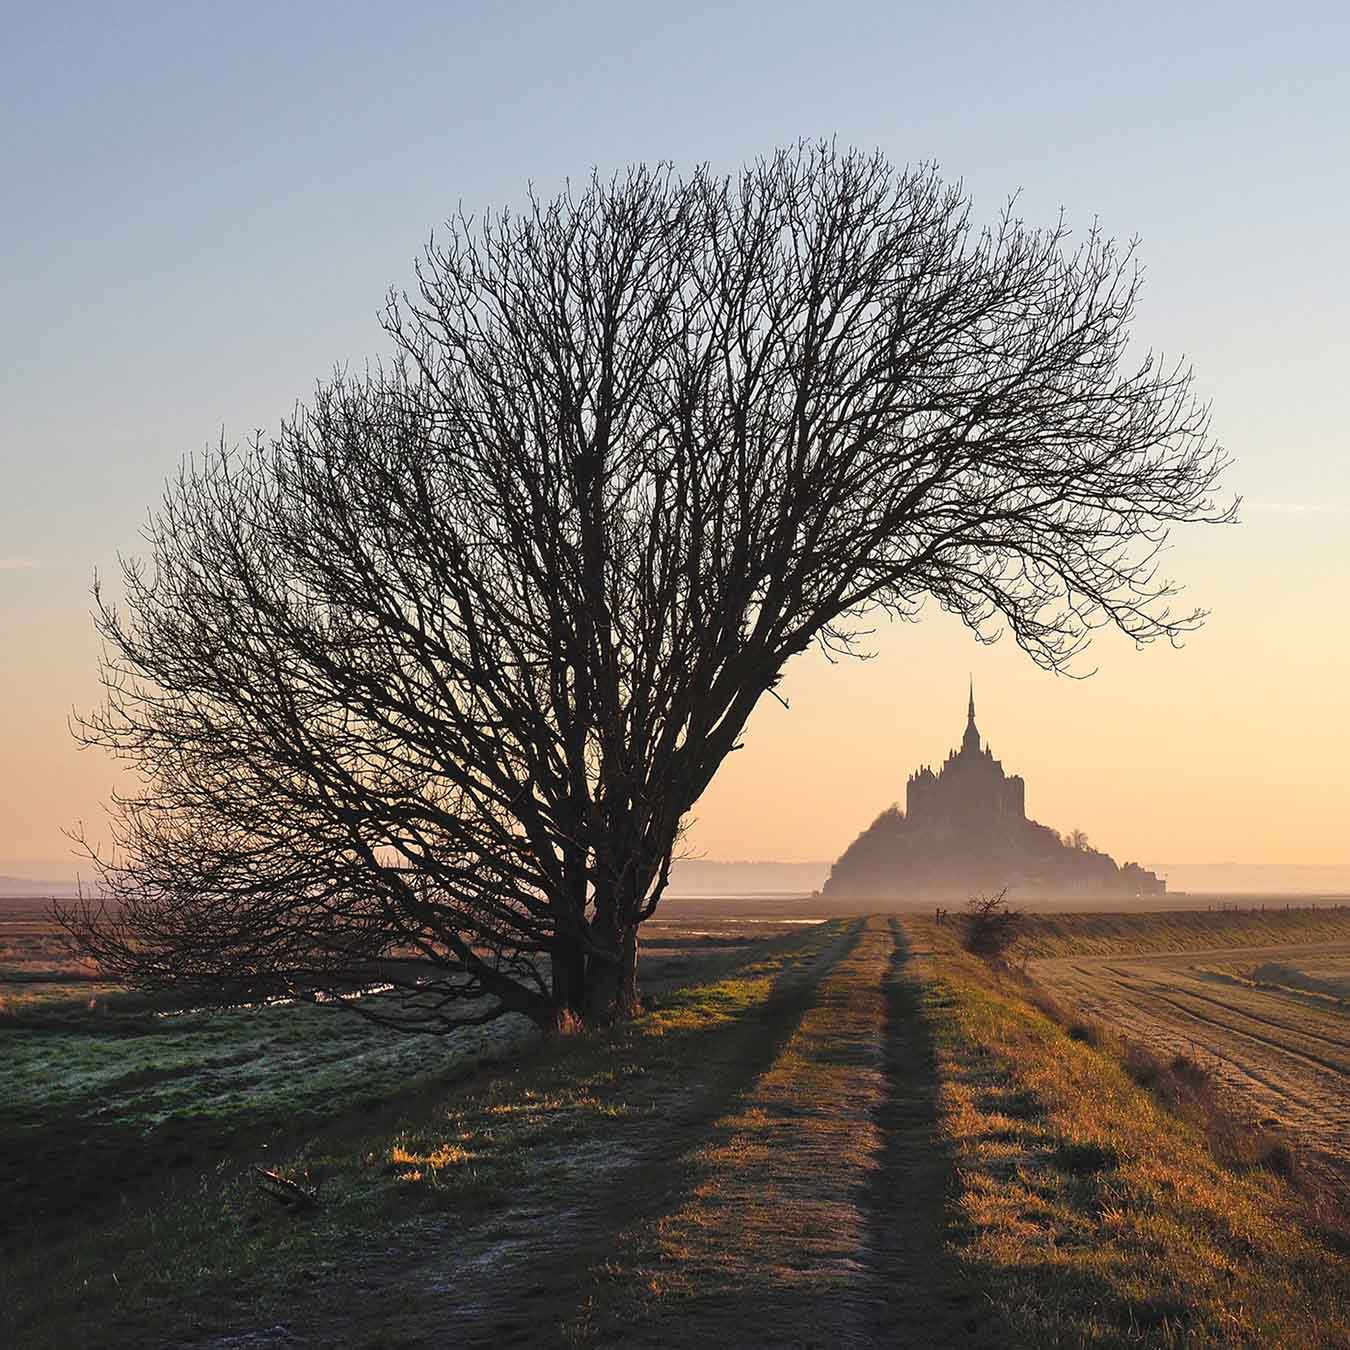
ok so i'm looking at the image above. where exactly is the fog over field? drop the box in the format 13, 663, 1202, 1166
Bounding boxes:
662, 860, 1350, 898
7, 858, 1350, 901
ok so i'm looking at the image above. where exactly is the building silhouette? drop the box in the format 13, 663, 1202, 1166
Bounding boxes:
822, 684, 1166, 899
905, 683, 1026, 825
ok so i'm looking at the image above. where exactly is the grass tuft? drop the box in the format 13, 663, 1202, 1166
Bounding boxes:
1051, 1140, 1118, 1176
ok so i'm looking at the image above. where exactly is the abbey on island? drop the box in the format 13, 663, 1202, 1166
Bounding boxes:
822, 686, 1166, 899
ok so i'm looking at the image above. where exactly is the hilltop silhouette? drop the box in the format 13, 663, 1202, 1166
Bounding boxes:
823, 685, 1164, 899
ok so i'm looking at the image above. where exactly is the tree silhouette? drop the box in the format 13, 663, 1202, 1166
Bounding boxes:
960, 889, 1023, 961
61, 145, 1231, 1030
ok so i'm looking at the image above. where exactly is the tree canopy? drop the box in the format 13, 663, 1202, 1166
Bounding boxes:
62, 145, 1231, 1029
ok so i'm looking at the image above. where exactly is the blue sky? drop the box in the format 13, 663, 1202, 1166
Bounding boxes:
2, 1, 1348, 870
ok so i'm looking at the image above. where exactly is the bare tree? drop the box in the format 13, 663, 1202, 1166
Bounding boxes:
61, 145, 1231, 1031
960, 889, 1023, 961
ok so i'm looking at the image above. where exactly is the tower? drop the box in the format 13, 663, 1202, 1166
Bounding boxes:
961, 677, 981, 755
825, 680, 1164, 897
904, 679, 1025, 822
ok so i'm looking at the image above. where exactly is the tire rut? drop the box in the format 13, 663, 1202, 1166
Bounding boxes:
1094, 968, 1349, 1059
862, 918, 1007, 1347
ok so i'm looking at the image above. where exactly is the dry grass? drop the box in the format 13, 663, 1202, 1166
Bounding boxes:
1010, 966, 1347, 1240
1025, 924, 1350, 1190
564, 919, 888, 1346
910, 917, 1350, 1347
13, 908, 1349, 1348
1017, 907, 1350, 959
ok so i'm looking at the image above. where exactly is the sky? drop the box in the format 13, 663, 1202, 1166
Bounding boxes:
2, 1, 1348, 879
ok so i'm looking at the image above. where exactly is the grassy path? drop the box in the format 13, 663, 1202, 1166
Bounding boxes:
163, 915, 981, 1348
570, 916, 997, 1348
570, 915, 891, 1345
18, 913, 1348, 1348
865, 919, 1009, 1347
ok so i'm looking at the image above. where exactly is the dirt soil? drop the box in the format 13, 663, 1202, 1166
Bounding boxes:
1030, 942, 1350, 1184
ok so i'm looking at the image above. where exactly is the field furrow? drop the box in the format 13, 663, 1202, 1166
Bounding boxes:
1033, 943, 1350, 1184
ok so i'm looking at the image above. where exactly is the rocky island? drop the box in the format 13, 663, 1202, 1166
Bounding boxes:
823, 686, 1165, 899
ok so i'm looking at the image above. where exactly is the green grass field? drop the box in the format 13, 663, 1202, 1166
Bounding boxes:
2, 996, 531, 1139
3, 919, 847, 1349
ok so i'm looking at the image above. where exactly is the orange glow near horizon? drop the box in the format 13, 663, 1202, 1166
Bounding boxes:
4, 0, 1350, 890
683, 508, 1350, 870
3, 504, 1347, 880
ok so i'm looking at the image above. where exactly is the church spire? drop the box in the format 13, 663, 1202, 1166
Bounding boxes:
961, 676, 981, 753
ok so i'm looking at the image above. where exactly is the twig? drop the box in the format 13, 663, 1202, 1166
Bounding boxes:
252, 1165, 320, 1208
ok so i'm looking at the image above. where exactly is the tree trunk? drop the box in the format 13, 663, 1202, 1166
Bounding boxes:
584, 916, 640, 1024
550, 930, 588, 1030
616, 924, 639, 1019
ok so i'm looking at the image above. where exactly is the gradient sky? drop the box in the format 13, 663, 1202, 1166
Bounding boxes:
3, 1, 1348, 877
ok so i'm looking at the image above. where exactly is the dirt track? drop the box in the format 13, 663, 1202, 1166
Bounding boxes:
1031, 942, 1350, 1183
171, 919, 999, 1350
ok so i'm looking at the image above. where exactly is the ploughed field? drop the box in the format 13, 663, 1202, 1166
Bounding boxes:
1025, 910, 1350, 1186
